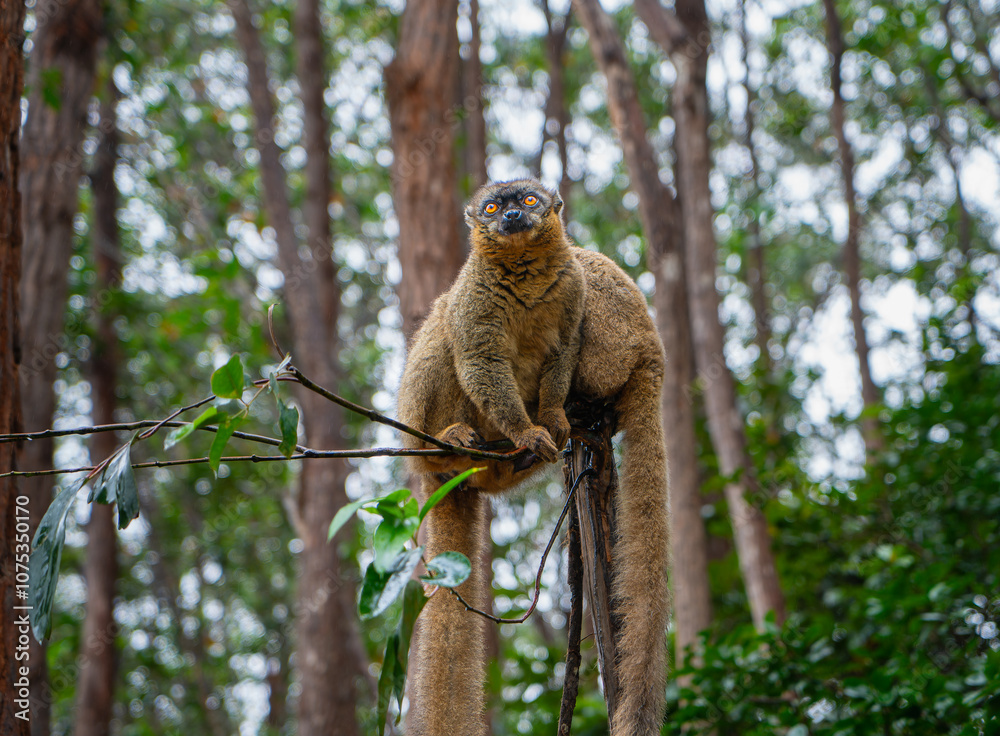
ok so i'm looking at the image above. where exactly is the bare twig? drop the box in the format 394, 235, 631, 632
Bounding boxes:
448, 467, 595, 624
137, 396, 213, 441
284, 366, 529, 462
0, 446, 467, 480
0, 420, 304, 452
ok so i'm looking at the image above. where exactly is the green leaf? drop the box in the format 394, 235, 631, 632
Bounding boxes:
419, 467, 481, 522
209, 416, 242, 475
164, 406, 223, 450
420, 551, 471, 588
211, 354, 245, 399
358, 547, 423, 620
375, 488, 411, 513
87, 438, 140, 529
373, 517, 420, 573
327, 498, 369, 541
396, 580, 427, 703
30, 478, 88, 640
376, 632, 399, 736
277, 399, 298, 458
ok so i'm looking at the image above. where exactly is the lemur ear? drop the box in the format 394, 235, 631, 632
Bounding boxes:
551, 191, 563, 215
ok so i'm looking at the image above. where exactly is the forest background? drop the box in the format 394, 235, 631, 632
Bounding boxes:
0, 0, 998, 734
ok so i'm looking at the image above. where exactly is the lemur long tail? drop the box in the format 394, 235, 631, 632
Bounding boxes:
610, 360, 670, 736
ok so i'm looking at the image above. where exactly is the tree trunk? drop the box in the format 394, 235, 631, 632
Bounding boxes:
1, 1, 29, 733
385, 0, 464, 338
572, 0, 712, 662
72, 87, 121, 736
738, 0, 773, 371
461, 0, 487, 192
18, 0, 103, 731
650, 0, 786, 629
294, 0, 338, 348
821, 0, 882, 454
229, 1, 365, 732
538, 0, 572, 217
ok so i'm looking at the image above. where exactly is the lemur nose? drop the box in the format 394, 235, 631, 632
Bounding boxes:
503, 209, 522, 221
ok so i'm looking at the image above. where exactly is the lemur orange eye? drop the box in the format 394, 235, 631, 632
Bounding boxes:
483, 202, 499, 215
523, 195, 539, 206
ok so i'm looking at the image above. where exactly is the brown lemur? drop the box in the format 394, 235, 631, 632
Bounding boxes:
397, 178, 669, 736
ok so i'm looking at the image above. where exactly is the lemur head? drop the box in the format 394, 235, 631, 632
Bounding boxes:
465, 179, 565, 255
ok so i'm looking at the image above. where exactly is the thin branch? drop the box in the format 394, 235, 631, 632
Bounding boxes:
0, 420, 302, 452
284, 366, 529, 462
0, 446, 468, 480
137, 396, 213, 441
447, 467, 595, 624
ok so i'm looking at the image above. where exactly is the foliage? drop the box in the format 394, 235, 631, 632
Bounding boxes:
668, 342, 1000, 734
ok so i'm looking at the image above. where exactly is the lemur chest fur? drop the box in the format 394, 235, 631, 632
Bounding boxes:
453, 257, 574, 401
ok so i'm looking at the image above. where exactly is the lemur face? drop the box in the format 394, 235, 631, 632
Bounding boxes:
465, 179, 563, 238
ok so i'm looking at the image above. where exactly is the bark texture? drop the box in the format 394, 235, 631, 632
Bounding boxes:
18, 0, 103, 731
229, 1, 365, 732
460, 0, 487, 192
1, 0, 29, 733
72, 89, 121, 736
385, 0, 464, 338
821, 0, 882, 453
640, 0, 786, 629
573, 0, 712, 665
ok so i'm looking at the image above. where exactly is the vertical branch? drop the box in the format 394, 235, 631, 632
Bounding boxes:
821, 0, 882, 453
539, 0, 573, 217
72, 81, 121, 736
462, 0, 488, 190
566, 415, 621, 722
556, 500, 582, 736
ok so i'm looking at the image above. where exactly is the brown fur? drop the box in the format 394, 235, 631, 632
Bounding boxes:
398, 179, 669, 735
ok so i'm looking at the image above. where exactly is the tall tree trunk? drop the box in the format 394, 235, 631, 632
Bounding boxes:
1, 1, 29, 733
461, 0, 487, 192
72, 86, 121, 736
385, 0, 464, 338
295, 0, 338, 348
538, 0, 572, 217
572, 0, 712, 663
18, 0, 103, 731
639, 0, 786, 628
821, 0, 881, 454
738, 0, 772, 371
229, 1, 365, 732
